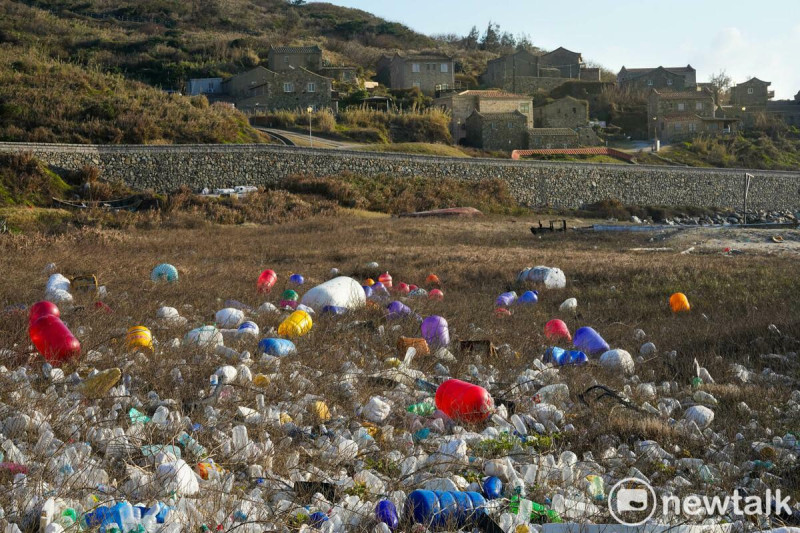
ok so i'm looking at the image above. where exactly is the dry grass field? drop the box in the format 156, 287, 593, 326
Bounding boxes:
1, 214, 799, 529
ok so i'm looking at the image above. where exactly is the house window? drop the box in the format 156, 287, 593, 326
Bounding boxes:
441, 63, 449, 73
674, 123, 682, 131
508, 122, 513, 129
689, 123, 697, 132
667, 79, 673, 86
491, 122, 497, 130
747, 87, 754, 94
519, 103, 530, 113
412, 63, 420, 73
647, 79, 653, 86
283, 82, 294, 93
412, 81, 420, 89
696, 102, 703, 110
284, 56, 289, 64
572, 107, 577, 114
307, 82, 316, 93
677, 103, 685, 111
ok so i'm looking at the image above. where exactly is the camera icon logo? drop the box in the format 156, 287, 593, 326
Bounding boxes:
608, 477, 657, 526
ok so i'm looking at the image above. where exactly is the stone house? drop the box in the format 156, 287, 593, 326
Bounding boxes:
648, 88, 737, 143
267, 45, 323, 72
235, 68, 336, 113
482, 47, 597, 94
433, 90, 533, 145
618, 65, 697, 91
465, 110, 529, 151
527, 128, 580, 149
221, 66, 274, 100
375, 52, 455, 95
730, 77, 774, 112
319, 66, 358, 84
766, 91, 800, 127
533, 96, 589, 129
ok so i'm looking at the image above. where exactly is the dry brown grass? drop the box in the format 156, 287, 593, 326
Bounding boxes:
1, 216, 798, 527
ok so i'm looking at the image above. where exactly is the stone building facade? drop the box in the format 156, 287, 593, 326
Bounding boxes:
375, 53, 455, 95
527, 128, 580, 148
434, 90, 532, 145
482, 47, 597, 94
267, 46, 323, 72
730, 78, 774, 111
533, 96, 589, 129
236, 68, 335, 112
221, 66, 274, 100
465, 111, 529, 151
618, 66, 697, 91
648, 88, 737, 143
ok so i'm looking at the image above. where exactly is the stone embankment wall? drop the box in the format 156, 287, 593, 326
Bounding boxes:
1, 142, 798, 210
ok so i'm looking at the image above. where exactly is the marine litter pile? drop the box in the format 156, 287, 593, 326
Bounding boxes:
1, 262, 799, 533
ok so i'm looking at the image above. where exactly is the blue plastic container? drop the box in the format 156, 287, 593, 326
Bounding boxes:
308, 511, 328, 527
518, 290, 539, 304
322, 305, 347, 315
257, 337, 296, 357
495, 291, 518, 307
482, 476, 503, 499
289, 274, 305, 285
375, 500, 399, 531
150, 263, 178, 283
387, 301, 413, 320
544, 346, 588, 366
404, 489, 486, 530
573, 327, 609, 354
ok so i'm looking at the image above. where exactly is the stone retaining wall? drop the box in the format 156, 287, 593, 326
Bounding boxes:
1, 142, 799, 210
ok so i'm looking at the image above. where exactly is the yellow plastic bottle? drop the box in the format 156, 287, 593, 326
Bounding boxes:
126, 326, 153, 351
277, 310, 313, 337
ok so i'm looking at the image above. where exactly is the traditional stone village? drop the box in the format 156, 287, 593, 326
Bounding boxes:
186, 44, 800, 153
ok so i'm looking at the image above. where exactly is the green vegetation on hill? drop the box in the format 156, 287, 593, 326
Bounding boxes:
0, 47, 267, 144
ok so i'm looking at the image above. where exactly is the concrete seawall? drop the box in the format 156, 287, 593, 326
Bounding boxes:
1, 142, 799, 210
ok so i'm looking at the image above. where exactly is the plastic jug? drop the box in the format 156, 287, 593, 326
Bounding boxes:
151, 264, 178, 282
258, 338, 296, 357
29, 313, 81, 365
496, 291, 517, 307
573, 327, 609, 354
375, 500, 399, 530
126, 326, 153, 352
544, 346, 587, 366
378, 272, 393, 289
277, 310, 312, 337
544, 319, 572, 342
29, 301, 59, 323
257, 269, 277, 293
435, 379, 494, 423
421, 315, 449, 347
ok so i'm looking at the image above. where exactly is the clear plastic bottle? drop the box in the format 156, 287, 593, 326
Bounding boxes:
585, 475, 605, 501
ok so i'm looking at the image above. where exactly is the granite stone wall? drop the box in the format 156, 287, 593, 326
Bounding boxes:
1, 142, 798, 210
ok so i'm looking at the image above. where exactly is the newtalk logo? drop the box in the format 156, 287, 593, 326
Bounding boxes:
608, 477, 791, 526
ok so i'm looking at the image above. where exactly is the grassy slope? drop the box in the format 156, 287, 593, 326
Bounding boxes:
356, 143, 470, 158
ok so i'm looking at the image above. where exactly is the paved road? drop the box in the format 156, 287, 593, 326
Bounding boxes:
256, 128, 359, 149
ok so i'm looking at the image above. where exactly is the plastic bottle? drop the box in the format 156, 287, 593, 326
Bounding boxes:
126, 326, 153, 352
387, 301, 413, 320
406, 402, 436, 416
483, 476, 503, 499
573, 327, 609, 354
289, 274, 305, 286
544, 319, 571, 342
421, 316, 449, 347
404, 489, 487, 530
29, 313, 81, 366
434, 379, 495, 423
29, 301, 59, 323
258, 338, 296, 357
257, 269, 277, 293
496, 291, 518, 307
277, 310, 312, 337
177, 431, 207, 457
428, 289, 444, 301
396, 283, 410, 295
151, 264, 178, 282
518, 291, 539, 305
544, 347, 588, 366
585, 475, 605, 501
378, 272, 393, 289
375, 500, 399, 531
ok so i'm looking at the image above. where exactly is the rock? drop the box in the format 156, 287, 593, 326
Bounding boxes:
559, 298, 577, 312
599, 349, 635, 374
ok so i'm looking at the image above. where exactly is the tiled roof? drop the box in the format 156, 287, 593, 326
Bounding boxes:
396, 52, 452, 61
270, 45, 321, 54
471, 110, 526, 120
622, 66, 694, 75
459, 90, 528, 99
528, 128, 578, 136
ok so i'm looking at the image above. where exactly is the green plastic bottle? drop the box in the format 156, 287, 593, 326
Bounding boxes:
406, 402, 435, 416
